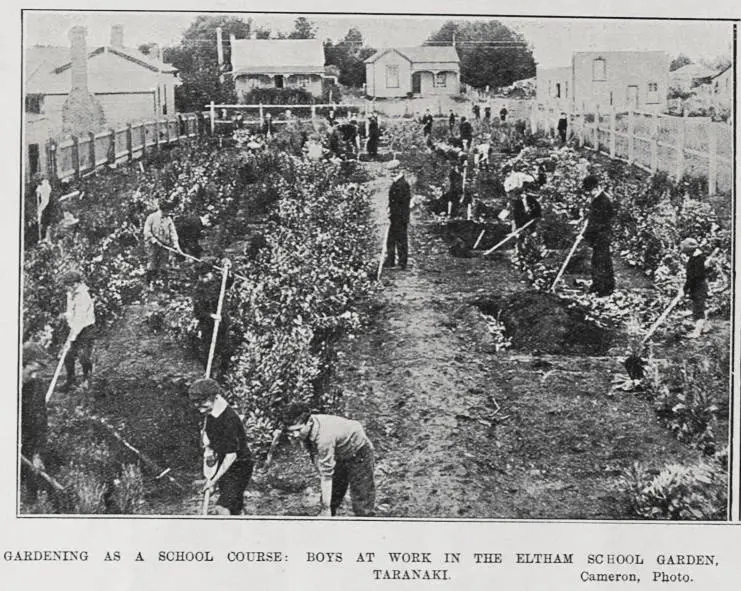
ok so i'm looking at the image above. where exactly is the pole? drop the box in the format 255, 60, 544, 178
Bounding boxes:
482, 219, 535, 256
20, 455, 66, 492
209, 101, 215, 136
640, 291, 684, 346
549, 219, 588, 292
377, 225, 390, 282
45, 340, 71, 403
473, 229, 486, 249
36, 188, 43, 242
155, 240, 250, 283
205, 258, 231, 378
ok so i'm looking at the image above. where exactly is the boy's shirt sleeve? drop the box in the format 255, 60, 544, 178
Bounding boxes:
313, 430, 337, 479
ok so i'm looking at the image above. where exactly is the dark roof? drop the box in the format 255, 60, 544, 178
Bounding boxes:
364, 46, 460, 65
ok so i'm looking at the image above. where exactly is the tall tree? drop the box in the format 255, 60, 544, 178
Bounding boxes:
425, 20, 535, 89
164, 15, 252, 111
324, 28, 376, 87
288, 17, 317, 39
670, 54, 693, 71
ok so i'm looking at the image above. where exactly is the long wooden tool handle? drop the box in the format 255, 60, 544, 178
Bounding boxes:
202, 489, 211, 516
473, 229, 486, 250
549, 220, 588, 292
641, 291, 684, 346
45, 340, 71, 403
483, 219, 535, 256
205, 259, 231, 378
377, 225, 390, 282
21, 454, 66, 491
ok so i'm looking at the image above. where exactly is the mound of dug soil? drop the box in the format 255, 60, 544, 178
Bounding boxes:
474, 291, 613, 356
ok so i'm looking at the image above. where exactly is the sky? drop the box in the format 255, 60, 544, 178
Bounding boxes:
24, 11, 734, 69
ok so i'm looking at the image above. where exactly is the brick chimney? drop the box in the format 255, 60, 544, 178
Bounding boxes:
62, 25, 106, 135
110, 24, 124, 48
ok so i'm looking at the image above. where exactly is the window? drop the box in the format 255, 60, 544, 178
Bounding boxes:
647, 81, 659, 104
565, 81, 568, 98
28, 143, 40, 177
592, 57, 606, 81
555, 82, 561, 98
435, 72, 446, 88
385, 65, 399, 88
162, 85, 168, 115
25, 94, 43, 114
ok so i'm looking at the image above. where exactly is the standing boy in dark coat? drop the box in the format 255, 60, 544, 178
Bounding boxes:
459, 116, 473, 151
448, 110, 456, 134
366, 115, 380, 158
557, 112, 568, 144
447, 164, 464, 217
582, 175, 615, 297
681, 238, 709, 338
385, 172, 411, 270
421, 109, 433, 138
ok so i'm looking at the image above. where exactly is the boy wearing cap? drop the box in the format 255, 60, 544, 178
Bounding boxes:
59, 270, 96, 392
21, 342, 50, 500
281, 403, 375, 517
143, 200, 182, 288
582, 175, 615, 297
189, 379, 253, 516
681, 238, 709, 338
385, 171, 412, 270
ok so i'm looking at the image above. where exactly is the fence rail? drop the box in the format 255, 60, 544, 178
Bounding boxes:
531, 103, 732, 196
42, 113, 204, 183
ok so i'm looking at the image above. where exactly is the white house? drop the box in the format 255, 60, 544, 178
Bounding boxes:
538, 51, 670, 112
364, 46, 460, 98
669, 63, 717, 93
229, 37, 327, 100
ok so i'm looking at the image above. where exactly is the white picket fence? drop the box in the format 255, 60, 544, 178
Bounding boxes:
531, 103, 733, 196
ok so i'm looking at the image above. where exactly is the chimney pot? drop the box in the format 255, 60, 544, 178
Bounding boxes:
110, 24, 124, 48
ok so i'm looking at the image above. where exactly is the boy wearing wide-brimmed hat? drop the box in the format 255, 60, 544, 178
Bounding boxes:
680, 237, 709, 338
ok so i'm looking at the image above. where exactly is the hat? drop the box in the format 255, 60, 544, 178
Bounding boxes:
23, 342, 50, 367
60, 269, 83, 285
680, 238, 700, 253
582, 175, 600, 192
159, 199, 176, 213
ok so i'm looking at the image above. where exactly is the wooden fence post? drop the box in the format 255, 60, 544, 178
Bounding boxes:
71, 135, 81, 181
650, 113, 659, 173
154, 119, 161, 151
675, 112, 687, 181
126, 123, 133, 161
593, 105, 600, 150
627, 110, 634, 165
165, 118, 171, 144
609, 106, 616, 157
579, 102, 586, 147
209, 101, 216, 135
88, 131, 96, 170
107, 128, 116, 164
258, 103, 264, 126
311, 104, 316, 121
708, 120, 718, 197
141, 124, 147, 158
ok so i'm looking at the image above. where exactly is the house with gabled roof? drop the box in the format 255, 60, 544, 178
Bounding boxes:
364, 46, 460, 98
229, 36, 327, 100
25, 24, 179, 136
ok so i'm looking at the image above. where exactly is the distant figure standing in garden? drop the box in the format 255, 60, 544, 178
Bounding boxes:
281, 402, 375, 517
385, 171, 412, 270
582, 175, 615, 297
21, 342, 51, 501
448, 110, 456, 134
484, 105, 492, 121
189, 379, 253, 516
681, 238, 709, 338
447, 163, 464, 217
472, 103, 480, 119
262, 113, 274, 137
421, 109, 433, 138
327, 108, 336, 126
143, 200, 182, 289
366, 115, 380, 158
35, 178, 53, 242
499, 106, 509, 123
459, 116, 473, 151
59, 270, 96, 392
557, 112, 569, 144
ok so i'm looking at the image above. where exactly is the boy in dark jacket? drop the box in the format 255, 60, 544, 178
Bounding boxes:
681, 238, 708, 338
582, 175, 615, 297
21, 342, 50, 501
190, 379, 253, 516
385, 172, 412, 270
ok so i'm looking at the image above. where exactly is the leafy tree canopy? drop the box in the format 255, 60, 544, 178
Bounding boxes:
670, 54, 693, 71
324, 28, 376, 88
425, 20, 535, 89
288, 17, 317, 39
